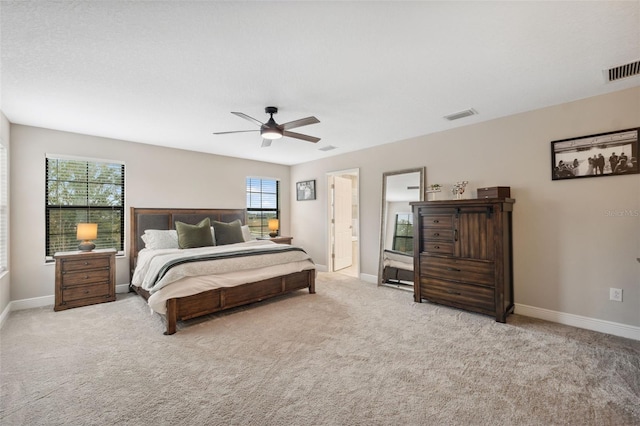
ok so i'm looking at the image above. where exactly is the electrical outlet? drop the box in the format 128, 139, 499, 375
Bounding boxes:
609, 288, 623, 302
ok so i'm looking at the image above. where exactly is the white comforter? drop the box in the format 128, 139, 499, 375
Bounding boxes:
131, 240, 316, 314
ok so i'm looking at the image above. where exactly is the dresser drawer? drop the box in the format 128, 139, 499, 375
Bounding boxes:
421, 214, 453, 229
62, 283, 111, 302
423, 228, 454, 241
61, 256, 111, 272
422, 241, 454, 255
62, 268, 111, 287
420, 255, 494, 286
420, 276, 495, 313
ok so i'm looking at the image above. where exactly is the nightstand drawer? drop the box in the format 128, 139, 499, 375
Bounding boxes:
62, 283, 111, 302
62, 269, 111, 286
61, 256, 111, 272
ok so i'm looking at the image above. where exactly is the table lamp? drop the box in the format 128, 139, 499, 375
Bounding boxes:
268, 219, 279, 238
77, 223, 97, 252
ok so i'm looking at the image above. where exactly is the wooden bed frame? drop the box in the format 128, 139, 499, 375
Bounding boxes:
129, 207, 315, 335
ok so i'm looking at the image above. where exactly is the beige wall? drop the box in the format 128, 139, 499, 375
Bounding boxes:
291, 87, 640, 327
9, 125, 290, 301
0, 111, 10, 316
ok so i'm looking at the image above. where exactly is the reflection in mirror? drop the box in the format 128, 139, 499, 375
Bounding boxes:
378, 167, 425, 290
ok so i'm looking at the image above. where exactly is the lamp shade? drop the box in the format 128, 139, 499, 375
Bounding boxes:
77, 223, 97, 251
77, 223, 98, 240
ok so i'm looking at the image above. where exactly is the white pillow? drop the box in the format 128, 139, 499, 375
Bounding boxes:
242, 225, 255, 241
142, 229, 179, 250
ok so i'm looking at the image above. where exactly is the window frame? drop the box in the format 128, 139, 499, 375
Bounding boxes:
246, 177, 280, 238
392, 212, 413, 254
45, 154, 125, 261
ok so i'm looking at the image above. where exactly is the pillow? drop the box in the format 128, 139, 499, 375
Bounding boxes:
241, 225, 255, 242
212, 219, 244, 245
142, 229, 179, 250
175, 218, 214, 249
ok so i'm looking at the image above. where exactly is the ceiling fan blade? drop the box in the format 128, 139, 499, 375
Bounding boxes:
280, 116, 320, 130
212, 130, 259, 135
283, 130, 320, 143
231, 112, 263, 127
261, 139, 272, 148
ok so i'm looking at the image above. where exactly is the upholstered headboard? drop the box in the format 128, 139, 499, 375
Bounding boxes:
129, 207, 247, 276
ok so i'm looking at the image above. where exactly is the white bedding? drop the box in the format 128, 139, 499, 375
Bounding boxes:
131, 240, 316, 314
383, 250, 414, 271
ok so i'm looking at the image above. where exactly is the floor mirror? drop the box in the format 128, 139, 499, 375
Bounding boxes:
378, 167, 425, 290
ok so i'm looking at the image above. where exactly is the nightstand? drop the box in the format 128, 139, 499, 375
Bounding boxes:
54, 248, 116, 311
261, 236, 293, 245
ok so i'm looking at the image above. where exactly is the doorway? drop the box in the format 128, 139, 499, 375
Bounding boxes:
327, 169, 359, 278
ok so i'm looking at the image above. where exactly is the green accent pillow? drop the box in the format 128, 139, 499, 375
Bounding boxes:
175, 218, 214, 249
212, 219, 244, 245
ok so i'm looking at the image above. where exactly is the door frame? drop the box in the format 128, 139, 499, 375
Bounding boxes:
326, 168, 360, 276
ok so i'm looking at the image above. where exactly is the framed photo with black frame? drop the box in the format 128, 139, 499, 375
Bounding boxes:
551, 127, 639, 180
296, 179, 316, 201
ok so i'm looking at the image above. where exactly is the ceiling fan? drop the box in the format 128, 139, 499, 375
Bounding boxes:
213, 106, 320, 147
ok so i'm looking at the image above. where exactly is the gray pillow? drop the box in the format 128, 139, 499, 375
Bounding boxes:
212, 219, 244, 245
175, 218, 214, 249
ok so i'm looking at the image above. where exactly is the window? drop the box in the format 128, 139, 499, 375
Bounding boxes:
246, 177, 279, 237
0, 145, 7, 273
45, 156, 125, 260
392, 213, 413, 254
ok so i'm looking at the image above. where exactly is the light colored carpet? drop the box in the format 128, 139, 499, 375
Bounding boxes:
1, 272, 639, 425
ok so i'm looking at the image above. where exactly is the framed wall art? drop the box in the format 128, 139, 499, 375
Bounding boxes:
296, 179, 316, 201
551, 127, 639, 180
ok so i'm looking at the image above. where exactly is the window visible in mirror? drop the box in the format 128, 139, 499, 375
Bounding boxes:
392, 213, 413, 254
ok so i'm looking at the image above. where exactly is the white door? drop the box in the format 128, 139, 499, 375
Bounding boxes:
333, 176, 353, 271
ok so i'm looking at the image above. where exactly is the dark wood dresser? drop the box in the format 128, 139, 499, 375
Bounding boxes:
54, 249, 116, 311
411, 198, 515, 322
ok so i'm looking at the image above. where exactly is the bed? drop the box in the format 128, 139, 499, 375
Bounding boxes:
129, 207, 316, 335
382, 249, 414, 284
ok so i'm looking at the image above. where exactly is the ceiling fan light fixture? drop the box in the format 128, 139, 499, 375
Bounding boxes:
261, 127, 283, 140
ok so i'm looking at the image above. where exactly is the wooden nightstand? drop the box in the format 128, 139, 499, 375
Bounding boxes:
54, 249, 116, 311
261, 236, 293, 245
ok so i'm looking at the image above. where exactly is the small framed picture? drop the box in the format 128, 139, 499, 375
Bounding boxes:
551, 128, 639, 180
296, 179, 316, 201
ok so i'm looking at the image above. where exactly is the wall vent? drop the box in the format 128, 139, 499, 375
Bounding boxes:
605, 60, 640, 82
319, 145, 337, 152
444, 108, 477, 121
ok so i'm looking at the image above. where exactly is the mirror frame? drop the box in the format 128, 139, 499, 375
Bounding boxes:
378, 167, 426, 287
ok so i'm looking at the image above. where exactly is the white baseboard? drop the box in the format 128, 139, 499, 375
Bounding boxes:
0, 302, 11, 329
359, 273, 377, 284
315, 264, 328, 272
11, 294, 55, 311
116, 284, 130, 294
515, 303, 640, 341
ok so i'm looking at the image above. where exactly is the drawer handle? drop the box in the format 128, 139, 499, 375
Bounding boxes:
454, 229, 458, 241
433, 233, 440, 237
84, 262, 89, 265
84, 290, 90, 294
446, 289, 462, 295
432, 219, 439, 223
447, 267, 461, 272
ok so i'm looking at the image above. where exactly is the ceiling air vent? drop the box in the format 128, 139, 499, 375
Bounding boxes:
444, 108, 477, 121
319, 145, 337, 152
605, 60, 640, 82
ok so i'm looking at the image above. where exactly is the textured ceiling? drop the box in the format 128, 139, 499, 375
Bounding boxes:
1, 1, 639, 166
